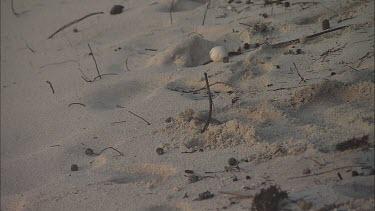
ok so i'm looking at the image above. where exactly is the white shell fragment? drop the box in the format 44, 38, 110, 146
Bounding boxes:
209, 46, 228, 62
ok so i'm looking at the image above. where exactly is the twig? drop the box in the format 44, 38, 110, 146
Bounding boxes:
11, 0, 20, 17
26, 43, 35, 53
201, 72, 213, 133
128, 111, 151, 125
288, 165, 366, 179
97, 147, 124, 156
49, 145, 61, 147
116, 105, 125, 108
271, 25, 350, 48
144, 48, 158, 51
219, 191, 254, 200
68, 103, 86, 107
82, 73, 118, 82
125, 57, 130, 71
46, 81, 55, 94
202, 0, 211, 26
110, 120, 127, 125
356, 52, 374, 68
47, 12, 104, 39
293, 63, 306, 83
169, 0, 174, 25
88, 43, 101, 79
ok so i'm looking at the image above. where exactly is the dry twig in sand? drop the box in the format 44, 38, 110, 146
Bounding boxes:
293, 63, 306, 83
202, 0, 212, 26
68, 103, 86, 107
88, 43, 101, 79
201, 72, 213, 133
46, 81, 55, 94
47, 12, 104, 39
128, 111, 151, 125
271, 25, 350, 48
169, 0, 175, 25
125, 57, 130, 71
288, 165, 367, 179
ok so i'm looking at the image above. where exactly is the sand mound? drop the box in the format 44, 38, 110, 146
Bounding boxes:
148, 35, 215, 67
247, 101, 286, 123
163, 109, 258, 150
290, 80, 374, 108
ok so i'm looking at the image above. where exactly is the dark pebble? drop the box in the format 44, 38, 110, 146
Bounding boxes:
85, 148, 94, 156
322, 19, 330, 30
184, 170, 194, 174
228, 158, 238, 166
73, 28, 78, 33
165, 117, 173, 123
331, 72, 336, 76
246, 176, 251, 180
156, 147, 164, 155
302, 168, 311, 175
243, 43, 250, 49
110, 5, 124, 15
71, 164, 79, 171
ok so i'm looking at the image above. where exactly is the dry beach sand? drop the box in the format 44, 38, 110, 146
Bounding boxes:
1, 0, 375, 210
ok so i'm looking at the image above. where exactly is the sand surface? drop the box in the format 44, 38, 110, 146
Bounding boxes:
1, 0, 374, 210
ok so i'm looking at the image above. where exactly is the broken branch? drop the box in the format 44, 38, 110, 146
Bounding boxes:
201, 72, 213, 133
48, 12, 104, 39
46, 81, 55, 94
128, 111, 151, 125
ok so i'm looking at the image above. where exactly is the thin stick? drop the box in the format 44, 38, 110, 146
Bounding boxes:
144, 48, 158, 51
202, 0, 211, 26
125, 57, 130, 71
288, 165, 366, 179
219, 191, 254, 200
11, 0, 20, 17
47, 12, 104, 39
110, 120, 127, 125
128, 111, 151, 125
46, 81, 55, 94
293, 63, 306, 83
271, 25, 350, 48
88, 43, 101, 79
169, 0, 174, 25
26, 43, 35, 53
82, 73, 117, 83
97, 147, 124, 156
201, 72, 213, 133
68, 103, 86, 107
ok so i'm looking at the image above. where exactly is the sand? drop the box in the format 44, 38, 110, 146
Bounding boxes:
1, 0, 374, 210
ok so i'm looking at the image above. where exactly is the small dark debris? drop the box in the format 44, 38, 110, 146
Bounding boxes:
71, 164, 79, 171
296, 49, 302, 54
235, 0, 242, 3
187, 174, 201, 183
276, 65, 280, 69
165, 117, 173, 123
284, 2, 290, 7
243, 43, 250, 49
228, 158, 239, 166
85, 148, 94, 156
261, 13, 268, 18
330, 72, 336, 76
352, 171, 359, 177
302, 168, 311, 175
156, 147, 164, 155
267, 84, 273, 87
185, 170, 195, 174
245, 0, 252, 4
195, 191, 214, 201
88, 52, 93, 56
251, 185, 288, 211
246, 175, 251, 180
73, 28, 78, 33
337, 172, 343, 180
228, 0, 234, 3
110, 5, 124, 15
232, 177, 238, 181
322, 19, 330, 30
336, 135, 369, 151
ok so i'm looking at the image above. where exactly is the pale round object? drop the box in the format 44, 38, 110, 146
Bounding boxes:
209, 46, 228, 62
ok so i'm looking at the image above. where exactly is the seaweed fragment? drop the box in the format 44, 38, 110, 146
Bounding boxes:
251, 185, 288, 211
336, 135, 369, 151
